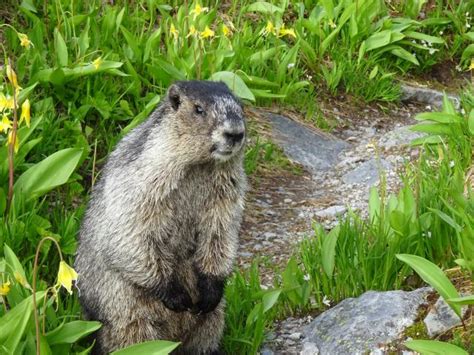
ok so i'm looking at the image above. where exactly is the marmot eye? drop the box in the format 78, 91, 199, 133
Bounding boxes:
195, 105, 204, 115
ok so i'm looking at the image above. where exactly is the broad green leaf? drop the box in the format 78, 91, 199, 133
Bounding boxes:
405, 340, 468, 355
461, 44, 474, 63
469, 110, 474, 135
390, 47, 419, 65
415, 112, 459, 124
210, 71, 255, 102
321, 226, 340, 278
365, 30, 392, 51
14, 148, 83, 201
111, 340, 180, 355
246, 303, 264, 326
396, 254, 461, 317
447, 296, 474, 306
4, 244, 29, 289
369, 65, 378, 80
410, 123, 452, 135
369, 187, 380, 221
405, 31, 444, 44
249, 47, 284, 65
54, 28, 68, 67
246, 2, 283, 14
262, 290, 281, 313
442, 95, 456, 114
143, 28, 162, 63
0, 292, 46, 345
46, 321, 102, 345
428, 208, 462, 232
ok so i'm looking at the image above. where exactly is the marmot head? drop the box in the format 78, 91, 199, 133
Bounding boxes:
164, 80, 246, 163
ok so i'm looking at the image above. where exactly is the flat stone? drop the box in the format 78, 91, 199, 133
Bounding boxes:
304, 288, 430, 355
423, 295, 468, 337
300, 342, 319, 355
379, 125, 425, 149
260, 348, 275, 355
400, 84, 460, 109
269, 114, 350, 173
314, 205, 347, 219
342, 158, 391, 186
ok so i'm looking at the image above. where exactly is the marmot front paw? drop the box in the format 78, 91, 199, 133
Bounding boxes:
159, 278, 194, 312
192, 273, 225, 314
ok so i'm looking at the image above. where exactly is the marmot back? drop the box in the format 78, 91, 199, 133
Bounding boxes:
75, 80, 247, 354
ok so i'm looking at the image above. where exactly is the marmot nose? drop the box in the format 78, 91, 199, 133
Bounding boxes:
224, 131, 244, 145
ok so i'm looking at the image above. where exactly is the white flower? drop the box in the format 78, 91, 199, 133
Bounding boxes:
287, 63, 295, 69
439, 31, 443, 35
303, 274, 310, 281
322, 295, 331, 307
429, 48, 436, 55
456, 64, 462, 72
449, 160, 455, 168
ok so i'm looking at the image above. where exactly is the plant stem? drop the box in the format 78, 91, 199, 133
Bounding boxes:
32, 237, 64, 355
6, 58, 19, 216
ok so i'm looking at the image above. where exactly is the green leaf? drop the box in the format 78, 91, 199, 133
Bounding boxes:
404, 31, 444, 44
390, 47, 419, 65
210, 71, 255, 102
365, 30, 392, 51
321, 226, 340, 278
468, 110, 474, 135
447, 296, 474, 306
14, 148, 83, 201
4, 244, 29, 289
54, 28, 68, 67
405, 340, 468, 355
369, 187, 380, 221
111, 340, 180, 355
396, 254, 461, 317
245, 2, 283, 14
261, 289, 281, 313
0, 292, 46, 346
46, 321, 102, 345
410, 123, 451, 135
428, 208, 462, 232
461, 44, 474, 64
415, 112, 459, 124
143, 28, 162, 63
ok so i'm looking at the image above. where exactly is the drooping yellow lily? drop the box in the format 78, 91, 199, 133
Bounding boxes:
265, 21, 276, 36
170, 23, 179, 39
0, 280, 11, 296
93, 57, 102, 70
7, 131, 19, 153
200, 26, 215, 39
222, 24, 231, 37
57, 261, 78, 295
190, 3, 209, 20
187, 25, 198, 38
0, 115, 12, 133
18, 33, 32, 48
279, 24, 296, 38
20, 99, 31, 127
469, 58, 474, 71
6, 65, 20, 90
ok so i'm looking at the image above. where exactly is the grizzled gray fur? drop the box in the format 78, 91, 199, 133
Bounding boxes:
75, 81, 247, 354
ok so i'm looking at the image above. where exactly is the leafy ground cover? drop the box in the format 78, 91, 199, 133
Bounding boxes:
0, 0, 473, 354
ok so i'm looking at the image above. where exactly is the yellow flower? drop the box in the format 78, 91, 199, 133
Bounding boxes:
187, 25, 198, 38
279, 24, 296, 38
18, 33, 32, 48
20, 99, 31, 127
222, 24, 231, 37
469, 58, 474, 71
57, 261, 78, 295
4, 95, 15, 110
265, 21, 276, 35
0, 115, 12, 133
0, 93, 7, 112
200, 26, 215, 39
190, 3, 209, 20
93, 57, 102, 70
6, 65, 20, 89
328, 19, 337, 29
170, 23, 179, 39
0, 280, 11, 296
7, 131, 19, 153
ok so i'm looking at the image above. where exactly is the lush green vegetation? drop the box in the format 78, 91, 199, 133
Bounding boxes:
0, 0, 473, 354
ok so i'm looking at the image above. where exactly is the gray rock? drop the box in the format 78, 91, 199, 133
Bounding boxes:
300, 342, 319, 355
304, 288, 430, 355
342, 158, 391, 186
260, 348, 275, 355
314, 205, 347, 219
269, 114, 349, 173
400, 84, 460, 109
423, 295, 468, 337
288, 332, 303, 340
379, 126, 426, 149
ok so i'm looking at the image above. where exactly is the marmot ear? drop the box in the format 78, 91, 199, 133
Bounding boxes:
168, 84, 181, 111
